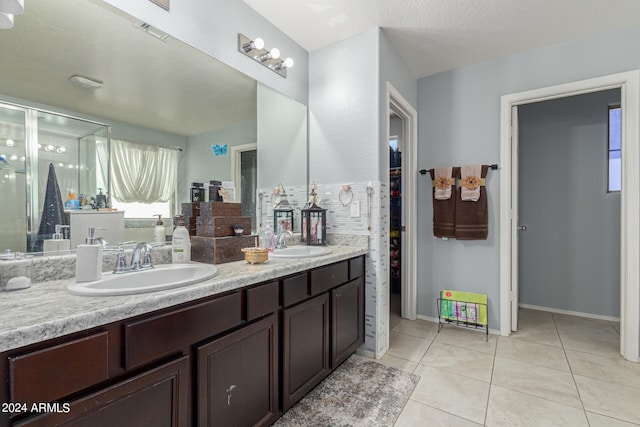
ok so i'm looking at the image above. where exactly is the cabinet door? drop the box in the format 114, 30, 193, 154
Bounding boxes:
331, 278, 364, 368
14, 356, 190, 427
197, 315, 278, 427
282, 293, 330, 411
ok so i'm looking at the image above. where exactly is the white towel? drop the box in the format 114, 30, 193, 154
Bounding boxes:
434, 166, 453, 200
460, 164, 482, 201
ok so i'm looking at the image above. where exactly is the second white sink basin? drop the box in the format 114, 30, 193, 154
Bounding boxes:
68, 263, 218, 296
270, 246, 332, 258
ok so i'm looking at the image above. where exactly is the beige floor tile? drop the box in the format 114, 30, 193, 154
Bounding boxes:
586, 411, 640, 427
610, 321, 621, 334
392, 318, 439, 340
394, 399, 482, 427
411, 365, 490, 425
496, 336, 569, 372
420, 341, 494, 382
553, 313, 618, 335
511, 311, 562, 347
492, 356, 582, 408
559, 330, 620, 358
377, 353, 419, 374
575, 375, 640, 424
486, 385, 588, 427
566, 350, 640, 389
387, 331, 432, 362
434, 325, 496, 355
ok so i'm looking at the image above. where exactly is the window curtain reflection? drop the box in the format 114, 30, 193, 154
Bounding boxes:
110, 139, 178, 203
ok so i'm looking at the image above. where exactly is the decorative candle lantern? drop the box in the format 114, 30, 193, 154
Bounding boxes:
190, 182, 205, 202
273, 183, 294, 235
301, 183, 327, 246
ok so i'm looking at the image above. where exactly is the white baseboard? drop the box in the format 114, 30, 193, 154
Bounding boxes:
519, 303, 620, 322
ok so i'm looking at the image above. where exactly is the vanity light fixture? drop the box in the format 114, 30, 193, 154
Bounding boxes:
0, 0, 23, 30
241, 37, 264, 53
238, 33, 294, 78
68, 75, 103, 89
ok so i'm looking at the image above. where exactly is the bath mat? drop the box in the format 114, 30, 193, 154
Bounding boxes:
274, 354, 419, 427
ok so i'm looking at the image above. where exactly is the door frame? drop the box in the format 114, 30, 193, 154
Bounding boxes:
499, 70, 640, 362
387, 82, 417, 320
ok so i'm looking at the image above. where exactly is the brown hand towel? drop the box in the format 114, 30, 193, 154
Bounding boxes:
430, 167, 459, 238
455, 165, 489, 240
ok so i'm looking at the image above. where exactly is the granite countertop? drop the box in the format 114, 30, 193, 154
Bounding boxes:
0, 245, 368, 353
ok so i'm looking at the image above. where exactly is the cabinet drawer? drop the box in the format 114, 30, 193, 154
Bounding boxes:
14, 356, 189, 427
246, 280, 280, 321
124, 292, 242, 369
310, 261, 348, 295
10, 331, 109, 405
281, 273, 309, 307
349, 256, 364, 280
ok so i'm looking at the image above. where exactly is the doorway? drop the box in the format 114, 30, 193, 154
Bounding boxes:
517, 90, 621, 324
389, 114, 402, 330
499, 70, 640, 362
386, 82, 418, 348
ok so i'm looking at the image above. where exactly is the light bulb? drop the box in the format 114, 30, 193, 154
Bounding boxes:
45, 145, 54, 151
284, 58, 294, 68
254, 37, 264, 50
6, 139, 14, 147
270, 48, 280, 59
0, 12, 14, 30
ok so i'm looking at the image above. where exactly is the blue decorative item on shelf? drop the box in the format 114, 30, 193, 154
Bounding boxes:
211, 144, 228, 156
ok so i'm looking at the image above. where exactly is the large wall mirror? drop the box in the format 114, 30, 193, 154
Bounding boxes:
0, 0, 307, 253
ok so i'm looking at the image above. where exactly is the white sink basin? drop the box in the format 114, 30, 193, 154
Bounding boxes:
270, 246, 332, 259
68, 263, 218, 296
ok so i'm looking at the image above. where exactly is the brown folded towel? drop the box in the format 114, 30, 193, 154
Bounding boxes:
430, 167, 459, 238
455, 165, 489, 240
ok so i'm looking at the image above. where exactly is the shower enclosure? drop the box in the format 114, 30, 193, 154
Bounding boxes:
0, 101, 110, 253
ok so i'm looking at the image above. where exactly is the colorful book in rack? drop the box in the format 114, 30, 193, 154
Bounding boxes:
440, 290, 488, 326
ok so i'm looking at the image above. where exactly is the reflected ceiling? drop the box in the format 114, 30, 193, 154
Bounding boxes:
0, 0, 256, 136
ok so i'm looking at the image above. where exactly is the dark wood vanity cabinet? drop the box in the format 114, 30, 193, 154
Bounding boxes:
0, 255, 365, 427
12, 356, 190, 427
282, 293, 330, 411
197, 314, 279, 427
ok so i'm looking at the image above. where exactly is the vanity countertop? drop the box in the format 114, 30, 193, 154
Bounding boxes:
0, 245, 368, 353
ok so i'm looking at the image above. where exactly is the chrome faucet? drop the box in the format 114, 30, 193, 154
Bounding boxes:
113, 242, 154, 274
130, 242, 154, 270
275, 230, 293, 249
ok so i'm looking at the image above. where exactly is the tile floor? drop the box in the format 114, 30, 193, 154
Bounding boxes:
378, 308, 640, 426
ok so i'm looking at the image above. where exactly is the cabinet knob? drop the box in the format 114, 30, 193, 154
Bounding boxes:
226, 385, 237, 406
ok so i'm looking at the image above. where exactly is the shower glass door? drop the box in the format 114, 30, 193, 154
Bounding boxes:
0, 104, 27, 252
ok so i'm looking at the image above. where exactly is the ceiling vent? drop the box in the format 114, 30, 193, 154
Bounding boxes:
134, 22, 171, 42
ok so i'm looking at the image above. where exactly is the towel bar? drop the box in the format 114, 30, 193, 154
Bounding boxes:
419, 163, 498, 175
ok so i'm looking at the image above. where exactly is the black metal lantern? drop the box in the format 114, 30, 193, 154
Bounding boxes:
301, 184, 326, 246
273, 185, 294, 235
190, 182, 205, 202
301, 204, 326, 246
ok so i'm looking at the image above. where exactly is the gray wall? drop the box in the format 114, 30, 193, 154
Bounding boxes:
184, 119, 257, 201
519, 90, 621, 317
417, 22, 640, 328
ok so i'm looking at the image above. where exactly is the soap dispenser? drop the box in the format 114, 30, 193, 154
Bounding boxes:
153, 214, 166, 243
172, 216, 191, 263
43, 224, 70, 253
75, 227, 104, 282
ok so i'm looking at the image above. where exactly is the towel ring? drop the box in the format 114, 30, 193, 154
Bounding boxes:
338, 185, 353, 207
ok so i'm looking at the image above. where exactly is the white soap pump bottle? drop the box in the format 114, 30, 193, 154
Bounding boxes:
153, 214, 166, 244
75, 227, 104, 282
172, 215, 191, 263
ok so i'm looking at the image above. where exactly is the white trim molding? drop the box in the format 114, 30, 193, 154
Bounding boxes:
499, 70, 640, 362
